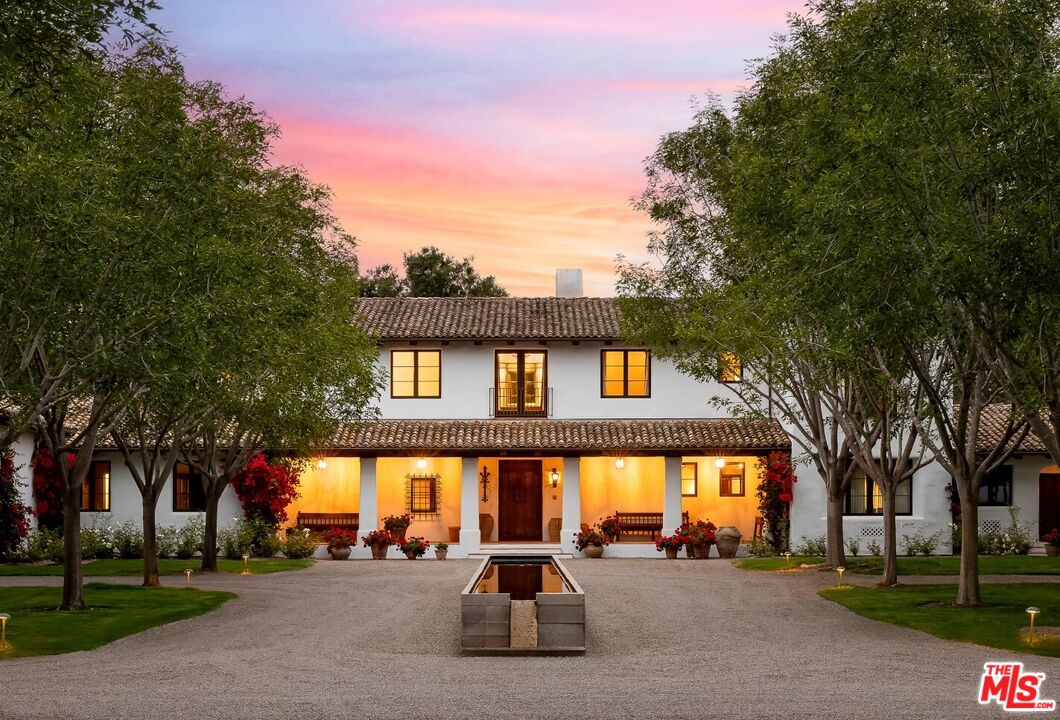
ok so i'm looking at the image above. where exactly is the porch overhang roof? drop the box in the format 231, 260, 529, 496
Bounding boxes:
327, 418, 790, 457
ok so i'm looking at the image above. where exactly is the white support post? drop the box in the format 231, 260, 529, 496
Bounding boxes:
560, 456, 582, 553
663, 456, 683, 534
353, 457, 377, 559
459, 457, 481, 554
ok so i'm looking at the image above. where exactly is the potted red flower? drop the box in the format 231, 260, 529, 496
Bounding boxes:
398, 536, 430, 559
382, 513, 413, 543
324, 527, 358, 560
674, 523, 696, 559
598, 515, 622, 543
361, 529, 394, 560
655, 535, 683, 560
687, 519, 717, 559
575, 527, 608, 558
1043, 528, 1060, 557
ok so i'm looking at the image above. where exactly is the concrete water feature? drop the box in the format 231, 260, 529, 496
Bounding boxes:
460, 555, 585, 654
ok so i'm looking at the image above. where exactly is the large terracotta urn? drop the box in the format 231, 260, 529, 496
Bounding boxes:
329, 546, 352, 561
715, 526, 742, 559
479, 513, 495, 542
583, 545, 604, 559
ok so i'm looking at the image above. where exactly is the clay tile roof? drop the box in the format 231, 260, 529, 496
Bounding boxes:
356, 297, 622, 341
977, 404, 1050, 454
329, 418, 790, 453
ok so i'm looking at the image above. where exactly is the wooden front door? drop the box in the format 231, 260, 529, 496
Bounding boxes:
1040, 472, 1060, 539
499, 460, 542, 541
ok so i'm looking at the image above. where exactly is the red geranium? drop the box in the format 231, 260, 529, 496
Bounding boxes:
361, 529, 395, 547
325, 527, 358, 549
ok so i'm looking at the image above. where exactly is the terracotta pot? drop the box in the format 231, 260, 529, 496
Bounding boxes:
404, 550, 418, 560
371, 543, 388, 560
435, 549, 448, 561
1046, 544, 1060, 557
479, 514, 494, 542
664, 546, 679, 560
329, 545, 352, 561
715, 527, 742, 559
686, 544, 696, 559
391, 527, 408, 544
547, 518, 562, 543
583, 544, 604, 559
693, 542, 712, 559
448, 526, 460, 543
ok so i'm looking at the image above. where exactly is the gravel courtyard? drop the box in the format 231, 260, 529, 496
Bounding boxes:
2, 559, 1057, 720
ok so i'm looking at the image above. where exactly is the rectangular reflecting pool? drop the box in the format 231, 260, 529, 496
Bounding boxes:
461, 555, 585, 654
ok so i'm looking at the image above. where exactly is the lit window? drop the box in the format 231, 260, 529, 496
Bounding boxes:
173, 462, 207, 512
681, 462, 698, 497
720, 463, 745, 497
80, 461, 110, 512
601, 350, 651, 397
391, 350, 441, 398
718, 352, 742, 383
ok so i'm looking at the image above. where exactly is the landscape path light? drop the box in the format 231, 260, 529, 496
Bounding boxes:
784, 552, 792, 568
1027, 606, 1041, 632
242, 554, 251, 575
835, 566, 846, 586
0, 612, 9, 651
184, 569, 193, 584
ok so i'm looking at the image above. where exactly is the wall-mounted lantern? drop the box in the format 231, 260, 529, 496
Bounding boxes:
549, 468, 560, 488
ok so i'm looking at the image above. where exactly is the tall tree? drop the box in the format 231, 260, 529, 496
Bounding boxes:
359, 246, 508, 297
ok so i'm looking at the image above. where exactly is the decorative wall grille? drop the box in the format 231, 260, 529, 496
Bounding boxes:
405, 474, 441, 519
980, 520, 1002, 534
860, 526, 884, 537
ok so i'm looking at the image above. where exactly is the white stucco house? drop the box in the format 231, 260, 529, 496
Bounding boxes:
5, 272, 1058, 558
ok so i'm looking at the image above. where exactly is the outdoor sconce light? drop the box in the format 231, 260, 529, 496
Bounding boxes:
316, 459, 327, 470
184, 569, 193, 584
0, 613, 9, 651
615, 458, 625, 471
241, 554, 251, 576
1027, 606, 1041, 632
550, 468, 560, 488
416, 458, 428, 470
715, 458, 727, 468
835, 566, 846, 585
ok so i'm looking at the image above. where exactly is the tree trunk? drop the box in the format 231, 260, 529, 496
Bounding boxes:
201, 492, 220, 572
880, 483, 898, 588
142, 491, 160, 587
61, 484, 85, 610
825, 488, 847, 568
957, 493, 982, 607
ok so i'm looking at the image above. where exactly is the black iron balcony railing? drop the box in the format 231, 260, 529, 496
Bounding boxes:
489, 384, 552, 417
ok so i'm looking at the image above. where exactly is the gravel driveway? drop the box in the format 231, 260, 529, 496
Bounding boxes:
2, 559, 1057, 720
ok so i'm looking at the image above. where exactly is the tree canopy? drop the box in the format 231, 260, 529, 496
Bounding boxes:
359, 245, 508, 297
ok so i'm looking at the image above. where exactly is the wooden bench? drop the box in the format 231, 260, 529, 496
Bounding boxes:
295, 512, 359, 540
614, 511, 690, 541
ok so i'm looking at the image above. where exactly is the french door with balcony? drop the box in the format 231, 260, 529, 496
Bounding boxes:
495, 350, 547, 417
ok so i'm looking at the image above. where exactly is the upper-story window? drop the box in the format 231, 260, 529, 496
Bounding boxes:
495, 350, 547, 417
718, 352, 743, 383
601, 350, 650, 397
391, 350, 441, 398
80, 461, 110, 512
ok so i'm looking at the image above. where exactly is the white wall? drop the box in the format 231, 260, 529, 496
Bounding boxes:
375, 341, 742, 420
10, 431, 35, 525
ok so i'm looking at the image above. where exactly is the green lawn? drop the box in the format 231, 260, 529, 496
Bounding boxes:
820, 583, 1060, 657
0, 558, 314, 576
735, 555, 1060, 575
0, 583, 234, 658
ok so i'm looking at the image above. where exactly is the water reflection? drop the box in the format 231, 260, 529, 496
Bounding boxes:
475, 561, 570, 600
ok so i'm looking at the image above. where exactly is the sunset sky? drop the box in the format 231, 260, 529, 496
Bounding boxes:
158, 1, 805, 295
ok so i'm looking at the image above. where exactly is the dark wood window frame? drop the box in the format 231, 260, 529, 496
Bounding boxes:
600, 349, 652, 398
493, 349, 549, 417
173, 462, 207, 512
681, 462, 698, 497
406, 474, 441, 516
844, 466, 913, 516
719, 463, 745, 497
390, 349, 442, 399
979, 465, 1013, 507
80, 460, 111, 512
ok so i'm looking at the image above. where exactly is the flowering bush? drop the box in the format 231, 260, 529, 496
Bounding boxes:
1044, 528, 1060, 547
399, 536, 430, 557
686, 519, 717, 545
283, 528, 318, 559
382, 513, 413, 531
0, 449, 32, 559
324, 527, 358, 549
655, 534, 683, 552
574, 527, 607, 550
598, 515, 622, 537
756, 451, 796, 552
31, 447, 71, 529
361, 529, 395, 547
231, 454, 301, 527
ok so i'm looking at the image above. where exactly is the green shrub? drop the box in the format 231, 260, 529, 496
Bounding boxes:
867, 539, 882, 557
80, 520, 114, 560
283, 528, 317, 559
218, 519, 253, 560
175, 515, 204, 559
794, 535, 826, 556
113, 521, 144, 559
748, 536, 777, 557
25, 527, 64, 563
901, 529, 941, 556
845, 538, 861, 557
243, 515, 282, 557
155, 525, 179, 559
1002, 506, 1033, 556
